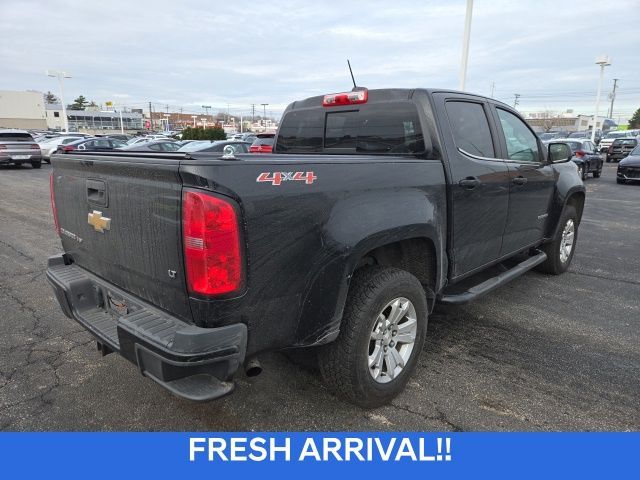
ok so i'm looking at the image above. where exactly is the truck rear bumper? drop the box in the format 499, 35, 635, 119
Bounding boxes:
46, 254, 247, 401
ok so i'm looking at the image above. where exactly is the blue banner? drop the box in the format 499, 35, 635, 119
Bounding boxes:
1, 432, 638, 478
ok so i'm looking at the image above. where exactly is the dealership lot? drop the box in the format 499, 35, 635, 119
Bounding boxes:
0, 162, 638, 431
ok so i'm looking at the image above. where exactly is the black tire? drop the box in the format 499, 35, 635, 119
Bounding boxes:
606, 156, 611, 163
580, 164, 588, 180
536, 205, 578, 275
44, 158, 51, 164
616, 178, 626, 184
31, 160, 42, 169
317, 266, 428, 408
593, 165, 601, 178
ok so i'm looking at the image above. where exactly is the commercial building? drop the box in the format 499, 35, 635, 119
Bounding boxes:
149, 111, 218, 129
525, 112, 617, 133
0, 90, 47, 129
46, 105, 143, 131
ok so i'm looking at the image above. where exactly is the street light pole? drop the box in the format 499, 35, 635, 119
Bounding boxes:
459, 0, 474, 91
46, 70, 71, 132
191, 115, 197, 128
118, 106, 124, 134
592, 55, 611, 143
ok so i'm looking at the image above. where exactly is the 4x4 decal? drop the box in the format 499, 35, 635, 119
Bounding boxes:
257, 171, 317, 185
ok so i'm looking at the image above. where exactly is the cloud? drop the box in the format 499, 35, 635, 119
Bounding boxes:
0, 0, 638, 118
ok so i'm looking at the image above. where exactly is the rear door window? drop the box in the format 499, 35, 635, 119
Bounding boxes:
444, 101, 495, 158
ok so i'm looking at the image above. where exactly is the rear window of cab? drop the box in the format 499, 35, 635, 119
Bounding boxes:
275, 102, 425, 155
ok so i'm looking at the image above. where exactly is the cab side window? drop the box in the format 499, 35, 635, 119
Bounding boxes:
496, 108, 540, 163
445, 101, 495, 158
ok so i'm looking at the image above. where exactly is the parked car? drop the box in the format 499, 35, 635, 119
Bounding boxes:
177, 140, 216, 152
249, 133, 275, 153
196, 141, 252, 154
551, 139, 603, 180
568, 130, 602, 144
117, 140, 181, 152
239, 132, 257, 143
47, 87, 584, 407
56, 137, 126, 154
124, 135, 170, 147
105, 134, 131, 142
607, 138, 638, 163
38, 136, 84, 162
599, 130, 633, 153
616, 144, 640, 184
0, 129, 42, 168
538, 132, 563, 141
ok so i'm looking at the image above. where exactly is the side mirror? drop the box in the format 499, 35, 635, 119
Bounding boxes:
548, 142, 572, 163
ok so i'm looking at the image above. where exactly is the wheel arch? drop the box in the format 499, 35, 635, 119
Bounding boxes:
293, 227, 442, 349
547, 188, 585, 240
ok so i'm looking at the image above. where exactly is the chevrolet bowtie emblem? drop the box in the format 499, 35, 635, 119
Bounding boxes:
87, 210, 111, 233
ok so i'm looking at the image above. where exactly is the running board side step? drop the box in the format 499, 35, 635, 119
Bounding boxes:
438, 251, 547, 305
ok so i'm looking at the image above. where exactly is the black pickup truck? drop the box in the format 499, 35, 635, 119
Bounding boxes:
47, 88, 585, 407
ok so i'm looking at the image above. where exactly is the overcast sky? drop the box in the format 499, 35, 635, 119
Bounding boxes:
1, 0, 639, 120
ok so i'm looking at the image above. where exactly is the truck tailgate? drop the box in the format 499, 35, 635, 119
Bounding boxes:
51, 154, 192, 321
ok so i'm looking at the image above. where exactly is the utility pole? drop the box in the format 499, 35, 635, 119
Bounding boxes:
148, 102, 153, 130
490, 82, 495, 98
513, 94, 521, 109
251, 104, 256, 124
261, 103, 269, 131
608, 78, 619, 119
201, 105, 211, 129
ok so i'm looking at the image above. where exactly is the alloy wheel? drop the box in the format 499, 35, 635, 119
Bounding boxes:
368, 297, 417, 383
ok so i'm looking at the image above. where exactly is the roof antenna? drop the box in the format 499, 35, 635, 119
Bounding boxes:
347, 59, 357, 90
347, 60, 369, 93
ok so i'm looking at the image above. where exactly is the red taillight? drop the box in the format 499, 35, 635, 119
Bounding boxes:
63, 145, 75, 152
575, 150, 584, 158
30, 144, 40, 150
183, 190, 242, 296
0, 145, 6, 150
50, 173, 60, 236
323, 89, 368, 107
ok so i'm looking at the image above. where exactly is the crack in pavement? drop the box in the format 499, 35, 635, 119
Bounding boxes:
0, 338, 94, 413
390, 402, 464, 432
568, 270, 640, 287
0, 238, 35, 262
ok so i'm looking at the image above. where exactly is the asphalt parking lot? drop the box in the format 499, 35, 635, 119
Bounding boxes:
0, 161, 638, 431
